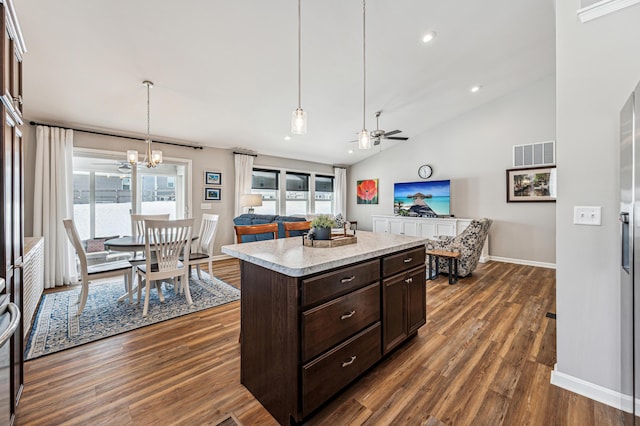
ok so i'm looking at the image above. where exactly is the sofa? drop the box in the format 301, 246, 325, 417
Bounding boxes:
232, 214, 308, 242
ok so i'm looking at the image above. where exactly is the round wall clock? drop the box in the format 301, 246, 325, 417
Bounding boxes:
418, 164, 433, 179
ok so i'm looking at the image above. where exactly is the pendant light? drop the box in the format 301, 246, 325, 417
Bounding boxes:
358, 0, 371, 150
291, 0, 307, 134
128, 80, 162, 168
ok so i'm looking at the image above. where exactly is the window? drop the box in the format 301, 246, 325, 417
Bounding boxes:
315, 175, 334, 215
250, 167, 335, 216
286, 172, 309, 215
251, 169, 279, 215
72, 149, 190, 240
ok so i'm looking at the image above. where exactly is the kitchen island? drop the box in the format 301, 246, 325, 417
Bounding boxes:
222, 231, 427, 425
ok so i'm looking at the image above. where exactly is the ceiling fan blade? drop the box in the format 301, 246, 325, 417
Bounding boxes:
385, 136, 409, 140
383, 130, 402, 137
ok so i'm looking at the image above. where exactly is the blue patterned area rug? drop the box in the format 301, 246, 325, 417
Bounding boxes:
25, 271, 240, 360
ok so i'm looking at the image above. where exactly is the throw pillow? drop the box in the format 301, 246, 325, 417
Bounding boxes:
85, 238, 106, 253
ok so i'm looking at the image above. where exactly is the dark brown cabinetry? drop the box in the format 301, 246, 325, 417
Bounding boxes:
239, 245, 426, 425
0, 1, 25, 424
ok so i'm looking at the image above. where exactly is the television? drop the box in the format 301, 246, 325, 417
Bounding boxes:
393, 180, 451, 217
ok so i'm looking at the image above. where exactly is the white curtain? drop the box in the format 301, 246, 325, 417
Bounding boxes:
234, 153, 255, 217
33, 126, 77, 288
334, 166, 347, 219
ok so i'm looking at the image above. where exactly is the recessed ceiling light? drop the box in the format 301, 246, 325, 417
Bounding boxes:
284, 135, 292, 141
470, 85, 483, 93
422, 31, 436, 44
348, 149, 354, 154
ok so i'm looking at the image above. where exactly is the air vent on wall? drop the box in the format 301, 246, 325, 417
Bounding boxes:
513, 141, 555, 168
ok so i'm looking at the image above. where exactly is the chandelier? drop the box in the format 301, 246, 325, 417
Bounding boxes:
127, 80, 163, 168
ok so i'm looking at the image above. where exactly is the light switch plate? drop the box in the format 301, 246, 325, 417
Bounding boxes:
573, 206, 601, 225
201, 203, 212, 210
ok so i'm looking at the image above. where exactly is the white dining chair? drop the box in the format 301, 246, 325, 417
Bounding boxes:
184, 214, 219, 280
130, 213, 170, 258
63, 219, 132, 315
136, 218, 194, 316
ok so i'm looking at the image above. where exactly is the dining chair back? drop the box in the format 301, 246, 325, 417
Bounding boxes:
136, 218, 194, 316
63, 219, 132, 315
283, 220, 312, 237
234, 223, 279, 244
186, 214, 219, 280
131, 213, 171, 238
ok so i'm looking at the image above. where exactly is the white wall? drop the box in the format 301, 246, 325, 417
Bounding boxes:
347, 75, 557, 264
555, 0, 640, 400
22, 126, 333, 256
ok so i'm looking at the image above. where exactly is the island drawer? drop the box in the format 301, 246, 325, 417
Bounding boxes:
302, 322, 381, 416
302, 282, 380, 362
302, 259, 380, 308
382, 246, 425, 278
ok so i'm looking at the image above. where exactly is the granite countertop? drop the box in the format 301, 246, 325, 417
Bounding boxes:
221, 230, 428, 277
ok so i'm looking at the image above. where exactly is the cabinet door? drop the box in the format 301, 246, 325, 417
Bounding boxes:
371, 217, 388, 233
434, 221, 456, 237
388, 219, 404, 235
382, 275, 407, 354
418, 221, 437, 238
407, 266, 426, 335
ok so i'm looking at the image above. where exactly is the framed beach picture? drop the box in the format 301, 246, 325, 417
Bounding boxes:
357, 179, 379, 204
506, 166, 556, 202
204, 187, 221, 201
205, 171, 222, 185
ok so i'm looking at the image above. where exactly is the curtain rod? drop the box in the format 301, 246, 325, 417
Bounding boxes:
29, 121, 204, 150
233, 151, 258, 157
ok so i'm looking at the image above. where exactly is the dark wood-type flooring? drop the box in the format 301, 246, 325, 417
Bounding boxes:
15, 259, 628, 425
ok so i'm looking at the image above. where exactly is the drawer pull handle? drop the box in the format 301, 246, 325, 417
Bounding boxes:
342, 356, 357, 367
340, 276, 356, 283
405, 278, 413, 284
403, 257, 413, 263
341, 310, 356, 320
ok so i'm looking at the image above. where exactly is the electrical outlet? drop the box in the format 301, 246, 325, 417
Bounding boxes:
201, 203, 212, 210
573, 206, 601, 226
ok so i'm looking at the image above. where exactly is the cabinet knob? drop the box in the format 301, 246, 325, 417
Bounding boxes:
340, 310, 356, 320
405, 277, 413, 284
341, 356, 357, 367
340, 276, 356, 283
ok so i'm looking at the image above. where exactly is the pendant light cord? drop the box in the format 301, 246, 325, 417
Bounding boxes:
297, 0, 302, 109
146, 82, 151, 141
362, 0, 366, 130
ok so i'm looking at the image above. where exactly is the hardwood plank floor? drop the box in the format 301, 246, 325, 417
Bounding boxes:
15, 259, 629, 425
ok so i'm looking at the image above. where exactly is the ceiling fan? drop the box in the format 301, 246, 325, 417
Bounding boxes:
370, 111, 408, 146
91, 161, 133, 174
348, 111, 408, 146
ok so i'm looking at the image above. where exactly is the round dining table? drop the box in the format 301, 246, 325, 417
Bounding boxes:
105, 235, 198, 252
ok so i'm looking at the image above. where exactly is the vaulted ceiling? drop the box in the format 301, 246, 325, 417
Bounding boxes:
16, 0, 555, 165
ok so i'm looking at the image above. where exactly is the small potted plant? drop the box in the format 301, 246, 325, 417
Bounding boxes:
311, 215, 337, 240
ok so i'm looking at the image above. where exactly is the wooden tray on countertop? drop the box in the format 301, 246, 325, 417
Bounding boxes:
303, 234, 357, 248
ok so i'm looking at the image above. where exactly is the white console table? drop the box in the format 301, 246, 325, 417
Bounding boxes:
371, 215, 489, 263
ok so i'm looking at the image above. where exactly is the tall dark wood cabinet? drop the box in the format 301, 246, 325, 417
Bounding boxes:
0, 0, 25, 424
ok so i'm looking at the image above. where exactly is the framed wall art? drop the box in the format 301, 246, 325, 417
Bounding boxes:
204, 187, 221, 201
357, 179, 379, 204
205, 171, 222, 186
506, 166, 556, 202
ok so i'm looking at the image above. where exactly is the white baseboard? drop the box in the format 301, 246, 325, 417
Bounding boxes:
487, 255, 556, 269
550, 364, 634, 413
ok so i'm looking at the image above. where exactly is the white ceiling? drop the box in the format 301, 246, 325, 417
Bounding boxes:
15, 0, 555, 166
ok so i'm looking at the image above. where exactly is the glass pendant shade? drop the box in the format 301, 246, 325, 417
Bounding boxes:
127, 150, 138, 164
291, 108, 307, 134
358, 129, 371, 150
151, 150, 163, 164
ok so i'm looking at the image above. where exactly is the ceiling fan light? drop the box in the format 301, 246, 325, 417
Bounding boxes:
358, 129, 371, 150
291, 108, 307, 134
127, 150, 138, 165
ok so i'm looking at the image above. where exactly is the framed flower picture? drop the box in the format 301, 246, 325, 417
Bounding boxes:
357, 179, 379, 204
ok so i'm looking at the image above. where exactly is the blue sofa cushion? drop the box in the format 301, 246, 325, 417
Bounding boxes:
233, 214, 307, 242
